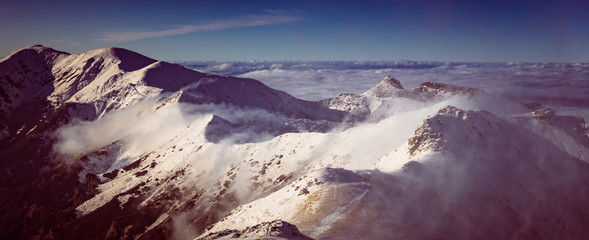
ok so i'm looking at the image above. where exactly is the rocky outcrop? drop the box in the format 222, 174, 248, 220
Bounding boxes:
197, 220, 313, 240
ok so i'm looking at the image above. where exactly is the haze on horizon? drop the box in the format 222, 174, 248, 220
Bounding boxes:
1, 0, 588, 63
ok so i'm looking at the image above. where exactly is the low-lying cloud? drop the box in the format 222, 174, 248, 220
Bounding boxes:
188, 61, 589, 120
54, 98, 197, 159
54, 98, 291, 163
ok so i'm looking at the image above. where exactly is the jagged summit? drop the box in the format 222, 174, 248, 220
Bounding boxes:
414, 81, 484, 98
407, 105, 497, 156
362, 76, 484, 101
362, 75, 404, 98
381, 75, 403, 89
320, 76, 487, 122
197, 220, 313, 240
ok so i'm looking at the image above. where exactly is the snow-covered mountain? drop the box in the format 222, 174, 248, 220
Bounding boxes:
1, 45, 588, 240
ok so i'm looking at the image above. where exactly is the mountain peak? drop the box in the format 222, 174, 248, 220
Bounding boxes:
362, 76, 405, 98
0, 44, 69, 63
79, 47, 156, 72
23, 44, 49, 51
381, 75, 403, 89
197, 220, 312, 240
18, 44, 55, 52
413, 81, 484, 97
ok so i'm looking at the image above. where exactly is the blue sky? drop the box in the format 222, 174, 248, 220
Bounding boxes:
1, 0, 588, 62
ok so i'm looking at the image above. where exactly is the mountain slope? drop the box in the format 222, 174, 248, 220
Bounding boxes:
1, 45, 588, 240
0, 45, 355, 184
0, 45, 358, 239
200, 106, 589, 239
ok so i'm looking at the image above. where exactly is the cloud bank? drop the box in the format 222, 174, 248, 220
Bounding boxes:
97, 13, 303, 43
54, 99, 193, 159
187, 61, 589, 120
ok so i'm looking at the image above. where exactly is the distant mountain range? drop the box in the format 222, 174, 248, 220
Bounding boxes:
1, 45, 588, 240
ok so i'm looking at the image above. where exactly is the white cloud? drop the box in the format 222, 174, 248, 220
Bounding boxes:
96, 14, 303, 43
54, 100, 193, 158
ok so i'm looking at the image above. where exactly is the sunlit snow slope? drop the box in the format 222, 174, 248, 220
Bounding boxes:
1, 45, 588, 240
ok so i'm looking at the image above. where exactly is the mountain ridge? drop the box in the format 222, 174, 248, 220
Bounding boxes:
1, 45, 588, 240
